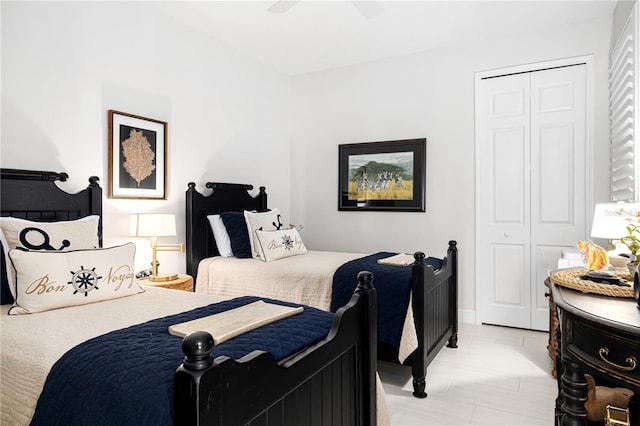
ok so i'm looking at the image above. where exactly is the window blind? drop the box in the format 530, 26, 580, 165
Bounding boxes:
610, 5, 637, 202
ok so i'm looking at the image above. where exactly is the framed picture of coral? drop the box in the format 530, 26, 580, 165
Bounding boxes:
338, 138, 426, 212
108, 110, 168, 199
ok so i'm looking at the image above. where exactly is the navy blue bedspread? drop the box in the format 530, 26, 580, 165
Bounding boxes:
330, 252, 442, 349
31, 296, 333, 426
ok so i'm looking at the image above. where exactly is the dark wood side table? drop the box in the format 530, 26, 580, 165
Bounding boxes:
551, 283, 639, 425
545, 277, 558, 378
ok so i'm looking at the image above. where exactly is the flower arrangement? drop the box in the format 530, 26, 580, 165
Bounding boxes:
619, 214, 640, 264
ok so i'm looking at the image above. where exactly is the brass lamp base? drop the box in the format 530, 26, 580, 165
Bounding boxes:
149, 274, 179, 282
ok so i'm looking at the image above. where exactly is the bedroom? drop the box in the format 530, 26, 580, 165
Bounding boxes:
0, 0, 631, 424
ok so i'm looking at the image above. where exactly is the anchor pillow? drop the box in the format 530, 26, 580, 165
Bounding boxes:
8, 243, 142, 315
244, 209, 283, 259
0, 215, 100, 303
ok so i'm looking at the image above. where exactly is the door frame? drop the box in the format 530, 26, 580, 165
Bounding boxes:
473, 55, 594, 325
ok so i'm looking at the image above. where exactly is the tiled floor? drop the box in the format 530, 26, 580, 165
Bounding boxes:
379, 323, 557, 425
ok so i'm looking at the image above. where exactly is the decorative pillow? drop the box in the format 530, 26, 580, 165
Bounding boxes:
8, 243, 143, 315
244, 209, 283, 258
0, 215, 101, 300
220, 212, 252, 258
0, 231, 13, 305
206, 215, 234, 257
255, 228, 307, 262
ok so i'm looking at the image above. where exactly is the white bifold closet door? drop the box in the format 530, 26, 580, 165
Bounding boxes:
477, 64, 586, 330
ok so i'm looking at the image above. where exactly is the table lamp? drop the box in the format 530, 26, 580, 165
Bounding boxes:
590, 203, 630, 247
591, 203, 640, 242
129, 213, 185, 282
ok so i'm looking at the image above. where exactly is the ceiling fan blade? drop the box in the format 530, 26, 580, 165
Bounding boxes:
351, 1, 384, 19
267, 0, 301, 14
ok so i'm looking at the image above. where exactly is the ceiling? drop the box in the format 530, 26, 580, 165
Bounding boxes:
158, 1, 618, 76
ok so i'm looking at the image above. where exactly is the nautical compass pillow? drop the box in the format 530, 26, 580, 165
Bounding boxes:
8, 243, 143, 315
0, 215, 101, 302
254, 228, 307, 262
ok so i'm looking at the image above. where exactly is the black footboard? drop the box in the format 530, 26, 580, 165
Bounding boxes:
409, 240, 458, 398
174, 271, 377, 425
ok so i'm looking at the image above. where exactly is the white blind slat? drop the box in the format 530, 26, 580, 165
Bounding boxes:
610, 5, 637, 203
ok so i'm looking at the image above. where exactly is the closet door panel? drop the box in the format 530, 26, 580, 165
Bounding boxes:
530, 66, 586, 331
478, 73, 531, 329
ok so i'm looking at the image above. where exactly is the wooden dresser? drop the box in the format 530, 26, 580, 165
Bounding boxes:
551, 283, 639, 425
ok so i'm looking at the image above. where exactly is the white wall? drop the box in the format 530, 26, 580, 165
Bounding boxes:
1, 2, 291, 274
1, 2, 613, 320
613, 0, 636, 45
289, 17, 613, 318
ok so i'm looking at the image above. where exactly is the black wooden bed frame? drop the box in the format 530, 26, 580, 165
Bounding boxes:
186, 181, 458, 398
1, 169, 378, 425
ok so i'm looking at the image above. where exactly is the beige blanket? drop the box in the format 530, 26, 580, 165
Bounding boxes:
196, 250, 419, 362
169, 300, 303, 343
1, 286, 390, 425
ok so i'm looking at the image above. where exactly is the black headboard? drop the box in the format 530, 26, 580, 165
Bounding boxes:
185, 182, 267, 279
0, 168, 103, 246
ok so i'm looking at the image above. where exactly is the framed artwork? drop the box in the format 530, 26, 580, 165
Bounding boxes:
338, 138, 426, 212
108, 110, 168, 199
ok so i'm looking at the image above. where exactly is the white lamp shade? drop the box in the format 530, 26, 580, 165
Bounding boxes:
130, 213, 176, 237
591, 203, 640, 239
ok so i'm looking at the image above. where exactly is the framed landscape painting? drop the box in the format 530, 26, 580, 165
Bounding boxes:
108, 110, 168, 199
338, 138, 426, 212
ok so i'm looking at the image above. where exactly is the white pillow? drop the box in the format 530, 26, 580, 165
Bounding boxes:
0, 215, 101, 299
8, 243, 143, 315
206, 215, 233, 257
244, 209, 283, 258
254, 228, 307, 262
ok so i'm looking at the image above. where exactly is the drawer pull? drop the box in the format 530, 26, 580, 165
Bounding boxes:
599, 347, 637, 372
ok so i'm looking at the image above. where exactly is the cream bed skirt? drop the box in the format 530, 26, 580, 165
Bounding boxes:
196, 250, 419, 362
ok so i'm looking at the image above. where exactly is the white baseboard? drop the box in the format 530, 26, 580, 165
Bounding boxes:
458, 308, 476, 325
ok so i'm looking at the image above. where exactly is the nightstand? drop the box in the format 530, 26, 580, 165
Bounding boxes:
552, 283, 640, 424
138, 274, 193, 292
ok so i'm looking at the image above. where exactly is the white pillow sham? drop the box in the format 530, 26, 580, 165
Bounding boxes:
206, 215, 234, 257
8, 243, 143, 315
254, 228, 307, 262
244, 209, 283, 259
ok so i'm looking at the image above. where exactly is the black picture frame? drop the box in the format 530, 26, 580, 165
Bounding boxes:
338, 138, 426, 212
108, 110, 168, 200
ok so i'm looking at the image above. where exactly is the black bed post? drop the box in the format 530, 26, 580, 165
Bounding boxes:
88, 176, 103, 247
174, 331, 219, 426
410, 251, 428, 398
185, 182, 204, 282
355, 271, 377, 425
446, 240, 458, 348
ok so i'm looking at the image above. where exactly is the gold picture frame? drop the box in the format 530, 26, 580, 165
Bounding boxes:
108, 110, 168, 199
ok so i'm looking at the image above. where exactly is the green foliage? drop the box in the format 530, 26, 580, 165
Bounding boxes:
620, 221, 640, 263
349, 161, 411, 181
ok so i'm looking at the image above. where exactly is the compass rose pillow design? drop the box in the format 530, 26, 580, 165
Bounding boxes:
254, 228, 307, 262
7, 243, 142, 315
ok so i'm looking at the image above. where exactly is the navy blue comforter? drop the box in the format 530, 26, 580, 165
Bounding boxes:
330, 252, 442, 349
31, 296, 333, 426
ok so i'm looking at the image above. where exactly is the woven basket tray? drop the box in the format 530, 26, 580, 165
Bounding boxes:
551, 269, 635, 298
